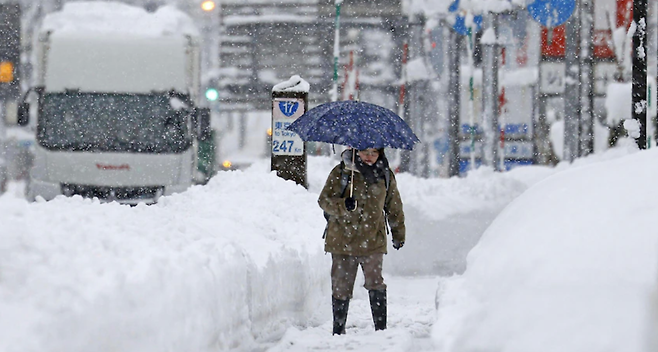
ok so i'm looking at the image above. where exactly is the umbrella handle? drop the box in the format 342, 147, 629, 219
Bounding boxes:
350, 148, 355, 198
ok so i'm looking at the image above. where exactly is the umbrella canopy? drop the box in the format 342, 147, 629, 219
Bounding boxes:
285, 100, 420, 150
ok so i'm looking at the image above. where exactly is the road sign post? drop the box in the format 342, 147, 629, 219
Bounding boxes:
271, 76, 309, 188
564, 1, 581, 162
529, 0, 576, 162
481, 13, 500, 171
447, 28, 461, 177
579, 0, 594, 156
632, 0, 648, 149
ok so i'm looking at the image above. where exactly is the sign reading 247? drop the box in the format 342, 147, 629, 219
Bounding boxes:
272, 98, 304, 156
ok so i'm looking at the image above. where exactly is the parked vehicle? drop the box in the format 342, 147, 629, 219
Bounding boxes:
18, 2, 208, 204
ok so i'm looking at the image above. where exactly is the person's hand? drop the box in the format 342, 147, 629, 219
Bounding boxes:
345, 197, 357, 211
392, 239, 404, 250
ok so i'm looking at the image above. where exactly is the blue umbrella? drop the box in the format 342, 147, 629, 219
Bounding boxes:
285, 100, 420, 150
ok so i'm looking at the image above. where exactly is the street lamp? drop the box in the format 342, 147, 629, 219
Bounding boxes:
201, 1, 216, 12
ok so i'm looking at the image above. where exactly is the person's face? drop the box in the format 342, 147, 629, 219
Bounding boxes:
357, 148, 380, 166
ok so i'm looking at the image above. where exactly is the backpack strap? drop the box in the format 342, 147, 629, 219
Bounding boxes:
383, 169, 391, 209
339, 163, 350, 198
383, 169, 391, 236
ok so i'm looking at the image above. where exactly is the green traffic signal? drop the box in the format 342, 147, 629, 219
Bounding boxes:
205, 88, 219, 101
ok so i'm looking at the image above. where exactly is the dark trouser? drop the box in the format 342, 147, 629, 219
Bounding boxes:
331, 253, 387, 333
331, 253, 386, 301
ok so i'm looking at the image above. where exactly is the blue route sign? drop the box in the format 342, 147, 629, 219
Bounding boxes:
448, 0, 483, 36
278, 101, 299, 117
448, 0, 459, 13
453, 15, 483, 36
527, 0, 576, 28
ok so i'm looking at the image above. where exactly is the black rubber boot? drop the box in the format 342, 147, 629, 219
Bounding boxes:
369, 290, 387, 331
332, 297, 350, 335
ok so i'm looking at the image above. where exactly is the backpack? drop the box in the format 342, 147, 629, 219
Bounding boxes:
323, 162, 391, 238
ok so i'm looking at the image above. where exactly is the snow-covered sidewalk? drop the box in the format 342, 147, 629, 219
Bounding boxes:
266, 276, 440, 352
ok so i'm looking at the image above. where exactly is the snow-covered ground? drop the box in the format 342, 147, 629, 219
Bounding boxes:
1, 140, 657, 351
433, 141, 658, 352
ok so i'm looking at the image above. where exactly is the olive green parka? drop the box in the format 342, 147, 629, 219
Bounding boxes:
318, 154, 406, 256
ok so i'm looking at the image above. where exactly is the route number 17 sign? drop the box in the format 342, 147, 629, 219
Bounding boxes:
272, 98, 305, 156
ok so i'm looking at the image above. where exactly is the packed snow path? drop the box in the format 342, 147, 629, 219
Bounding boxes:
264, 276, 440, 352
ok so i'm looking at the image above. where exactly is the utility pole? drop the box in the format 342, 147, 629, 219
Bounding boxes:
564, 1, 581, 162
632, 0, 648, 149
330, 0, 342, 102
447, 28, 461, 177
397, 19, 412, 174
407, 13, 431, 177
579, 0, 594, 156
481, 12, 499, 170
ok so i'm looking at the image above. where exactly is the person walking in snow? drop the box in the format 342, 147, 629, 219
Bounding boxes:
318, 147, 406, 335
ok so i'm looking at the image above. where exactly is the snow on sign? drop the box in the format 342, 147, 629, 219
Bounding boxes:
272, 98, 304, 156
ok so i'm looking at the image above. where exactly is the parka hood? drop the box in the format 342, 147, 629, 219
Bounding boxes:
341, 149, 359, 172
342, 148, 390, 184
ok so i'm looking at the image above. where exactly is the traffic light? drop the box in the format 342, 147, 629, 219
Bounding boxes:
205, 88, 219, 101
201, 1, 216, 12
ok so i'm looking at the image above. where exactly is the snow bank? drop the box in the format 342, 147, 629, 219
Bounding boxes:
0, 170, 329, 352
396, 167, 527, 222
432, 147, 658, 352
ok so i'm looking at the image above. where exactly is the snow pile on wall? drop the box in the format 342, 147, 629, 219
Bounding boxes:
432, 147, 658, 352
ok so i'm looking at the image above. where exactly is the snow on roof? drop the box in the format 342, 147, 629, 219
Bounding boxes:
272, 75, 310, 93
40, 1, 199, 38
